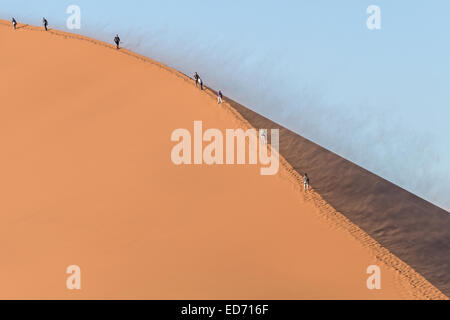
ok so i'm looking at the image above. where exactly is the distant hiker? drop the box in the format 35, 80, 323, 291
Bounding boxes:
114, 34, 121, 49
192, 72, 203, 90
43, 18, 48, 31
260, 129, 267, 145
12, 18, 17, 30
303, 173, 310, 191
194, 72, 200, 87
217, 90, 223, 104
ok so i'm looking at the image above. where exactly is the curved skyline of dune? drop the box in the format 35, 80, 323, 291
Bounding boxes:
0, 21, 447, 300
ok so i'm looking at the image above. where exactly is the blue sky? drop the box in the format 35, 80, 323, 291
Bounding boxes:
1, 1, 449, 211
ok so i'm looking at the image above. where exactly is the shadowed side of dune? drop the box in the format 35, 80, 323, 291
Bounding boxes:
210, 94, 450, 296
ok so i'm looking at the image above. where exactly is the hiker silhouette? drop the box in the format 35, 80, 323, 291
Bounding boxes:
114, 34, 121, 49
43, 18, 48, 31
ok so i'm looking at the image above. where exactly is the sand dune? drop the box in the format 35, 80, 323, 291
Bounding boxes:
224, 92, 450, 298
0, 20, 447, 299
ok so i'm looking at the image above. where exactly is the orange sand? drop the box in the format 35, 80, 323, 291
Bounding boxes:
0, 21, 446, 299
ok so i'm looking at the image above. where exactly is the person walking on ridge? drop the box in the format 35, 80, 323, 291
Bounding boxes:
303, 173, 310, 191
12, 18, 17, 30
217, 90, 223, 104
260, 129, 267, 145
43, 18, 48, 31
114, 34, 121, 49
194, 72, 200, 87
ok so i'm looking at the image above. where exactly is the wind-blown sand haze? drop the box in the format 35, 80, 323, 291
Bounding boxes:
0, 20, 447, 299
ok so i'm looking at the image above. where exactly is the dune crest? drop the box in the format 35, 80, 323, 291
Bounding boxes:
0, 20, 446, 299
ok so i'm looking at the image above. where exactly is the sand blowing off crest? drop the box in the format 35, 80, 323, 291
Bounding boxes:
0, 21, 446, 299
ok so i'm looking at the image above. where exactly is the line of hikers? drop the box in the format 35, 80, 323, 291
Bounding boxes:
11, 17, 48, 30
193, 72, 223, 104
9, 17, 312, 192
9, 18, 225, 106
109, 36, 230, 111
11, 17, 121, 51
195, 71, 311, 191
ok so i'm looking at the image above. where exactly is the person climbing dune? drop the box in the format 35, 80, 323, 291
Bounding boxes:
260, 129, 267, 145
42, 18, 48, 31
194, 72, 200, 87
12, 18, 17, 30
114, 34, 121, 49
303, 173, 310, 191
217, 90, 223, 104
